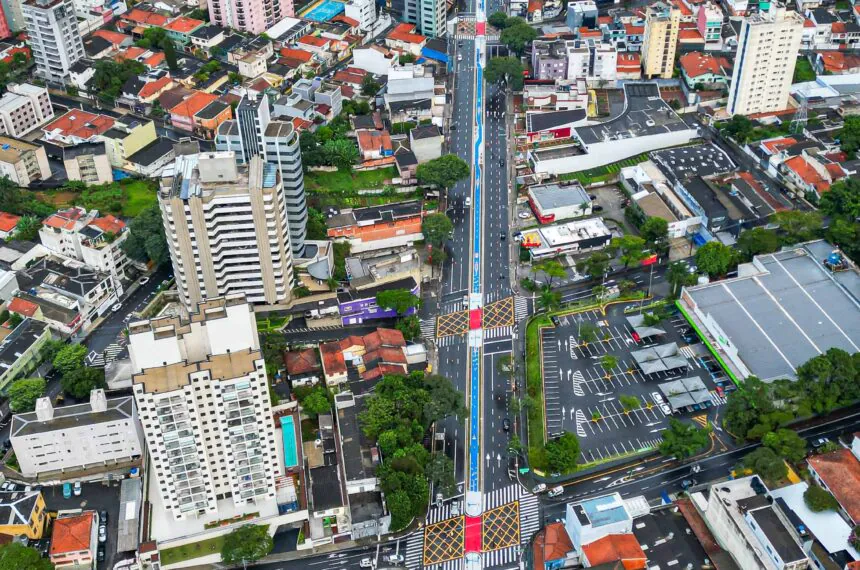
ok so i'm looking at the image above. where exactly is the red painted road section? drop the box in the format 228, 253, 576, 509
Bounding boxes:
476, 22, 485, 35
469, 308, 482, 330
464, 516, 482, 552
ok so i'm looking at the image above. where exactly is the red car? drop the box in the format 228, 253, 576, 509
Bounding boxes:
715, 386, 724, 397
631, 332, 641, 343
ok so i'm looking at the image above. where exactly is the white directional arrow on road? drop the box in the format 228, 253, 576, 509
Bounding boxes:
486, 453, 491, 467
570, 408, 575, 420
497, 454, 502, 467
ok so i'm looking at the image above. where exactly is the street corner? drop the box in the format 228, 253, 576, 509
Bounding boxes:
423, 515, 466, 566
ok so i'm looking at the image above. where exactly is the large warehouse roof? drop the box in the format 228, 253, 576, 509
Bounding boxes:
683, 241, 860, 381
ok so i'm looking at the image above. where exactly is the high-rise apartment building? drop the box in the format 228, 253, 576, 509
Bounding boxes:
0, 83, 54, 138
22, 0, 84, 83
215, 94, 307, 256
159, 149, 294, 311
641, 2, 680, 79
391, 0, 444, 37
727, 6, 803, 116
129, 295, 281, 520
207, 0, 288, 34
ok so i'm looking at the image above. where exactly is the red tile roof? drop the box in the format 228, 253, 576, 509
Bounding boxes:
818, 51, 860, 73
808, 449, 860, 523
89, 215, 125, 235
761, 136, 797, 154
92, 29, 130, 46
123, 8, 168, 27
320, 328, 406, 377
8, 297, 38, 317
285, 348, 321, 375
598, 15, 613, 24
143, 52, 165, 67
51, 512, 94, 556
163, 17, 204, 34
42, 207, 86, 230
528, 0, 542, 13
624, 23, 644, 35
679, 28, 704, 41
784, 155, 829, 193
360, 363, 406, 380
617, 51, 641, 70
824, 162, 846, 180
333, 69, 366, 85
333, 14, 360, 28
44, 110, 115, 139
280, 47, 313, 62
579, 27, 602, 38
0, 211, 20, 233
680, 52, 724, 78
139, 76, 173, 99
532, 523, 573, 569
804, 18, 816, 28
357, 129, 392, 154
0, 46, 30, 65
582, 534, 647, 570
831, 22, 850, 34
387, 23, 426, 44
170, 91, 217, 118
118, 46, 146, 61
298, 35, 329, 48
671, 0, 693, 15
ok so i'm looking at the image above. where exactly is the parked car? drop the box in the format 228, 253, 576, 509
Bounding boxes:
548, 486, 564, 498
660, 403, 672, 415
98, 525, 106, 543
73, 482, 81, 496
111, 303, 122, 313
97, 546, 105, 562
360, 558, 374, 568
139, 277, 149, 285
681, 479, 697, 490
63, 483, 72, 499
593, 205, 604, 212
812, 438, 830, 448
518, 212, 531, 219
532, 483, 546, 494
99, 509, 108, 524
651, 392, 664, 404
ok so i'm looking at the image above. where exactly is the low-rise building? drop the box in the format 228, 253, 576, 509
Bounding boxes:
679, 51, 731, 87
337, 277, 419, 326
0, 490, 48, 539
0, 136, 51, 186
39, 207, 131, 279
50, 511, 98, 570
527, 181, 592, 223
305, 413, 350, 542
0, 83, 54, 138
384, 23, 426, 55
622, 161, 703, 239
581, 533, 647, 568
319, 327, 408, 384
326, 201, 424, 253
0, 211, 19, 240
565, 493, 633, 549
62, 142, 113, 186
409, 125, 442, 163
10, 390, 143, 478
0, 318, 51, 392
807, 449, 860, 526
519, 218, 612, 260
42, 110, 115, 146
345, 247, 421, 291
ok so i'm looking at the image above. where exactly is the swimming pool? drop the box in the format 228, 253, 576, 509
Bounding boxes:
303, 0, 344, 21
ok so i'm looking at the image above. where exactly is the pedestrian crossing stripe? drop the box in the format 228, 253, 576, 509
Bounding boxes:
572, 370, 585, 396
514, 296, 529, 321
692, 414, 708, 427
420, 319, 437, 339
680, 345, 697, 359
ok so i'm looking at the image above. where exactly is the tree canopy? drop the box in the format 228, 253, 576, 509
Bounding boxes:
8, 378, 45, 412
658, 418, 710, 459
609, 235, 647, 268
121, 204, 169, 266
639, 217, 669, 250
737, 227, 780, 260
61, 367, 106, 399
416, 154, 470, 190
499, 21, 537, 55
666, 261, 696, 297
695, 241, 736, 277
376, 289, 421, 315
296, 385, 331, 418
762, 429, 806, 463
803, 484, 839, 512
484, 57, 525, 90
772, 210, 822, 243
742, 447, 787, 482
545, 432, 580, 474
575, 252, 611, 281
92, 58, 146, 105
0, 543, 53, 570
396, 315, 421, 341
421, 212, 453, 247
533, 259, 566, 287
840, 115, 860, 158
220, 524, 273, 564
53, 344, 87, 375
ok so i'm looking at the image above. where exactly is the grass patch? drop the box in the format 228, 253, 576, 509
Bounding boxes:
122, 180, 158, 216
304, 167, 397, 194
301, 418, 319, 442
525, 314, 550, 467
794, 58, 816, 83
558, 153, 649, 185
257, 315, 289, 333
160, 535, 226, 566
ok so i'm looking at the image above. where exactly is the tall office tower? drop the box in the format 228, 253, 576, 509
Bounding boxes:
390, 0, 443, 37
727, 6, 803, 116
207, 0, 286, 34
641, 2, 680, 79
158, 149, 294, 312
129, 295, 281, 521
215, 94, 307, 256
22, 0, 84, 83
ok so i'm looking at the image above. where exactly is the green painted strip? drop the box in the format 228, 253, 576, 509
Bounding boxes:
674, 299, 741, 387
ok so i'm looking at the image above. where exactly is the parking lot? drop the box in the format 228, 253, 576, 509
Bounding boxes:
540, 302, 734, 464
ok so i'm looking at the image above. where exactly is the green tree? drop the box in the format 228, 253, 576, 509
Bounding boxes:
7, 378, 46, 412
387, 489, 414, 531
578, 321, 598, 343
666, 261, 695, 297
306, 207, 328, 240
576, 252, 611, 280
0, 542, 54, 570
220, 524, 273, 564
7, 312, 22, 328
852, 525, 860, 551
299, 386, 331, 417
361, 74, 381, 96
61, 367, 106, 399
695, 241, 736, 277
488, 11, 509, 28
376, 289, 421, 315
619, 394, 641, 412
416, 154, 470, 191
658, 418, 710, 459
827, 218, 858, 253
537, 287, 560, 313
499, 22, 537, 55
737, 227, 780, 259
723, 376, 774, 439
163, 39, 179, 71
544, 431, 580, 474
13, 216, 40, 241
421, 212, 454, 247
803, 484, 839, 512
600, 354, 618, 371
839, 115, 860, 158
53, 343, 87, 375
422, 374, 466, 425
773, 210, 823, 243
534, 259, 566, 287
742, 447, 787, 482
819, 177, 860, 219
484, 57, 525, 90
639, 217, 668, 248
609, 235, 647, 268
91, 58, 146, 105
396, 315, 422, 341
507, 433, 523, 455
430, 247, 448, 266
762, 429, 807, 463
425, 454, 456, 497
721, 115, 754, 143
322, 138, 359, 170
122, 204, 169, 266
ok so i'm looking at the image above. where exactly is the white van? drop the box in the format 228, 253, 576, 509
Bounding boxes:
548, 486, 564, 498
532, 483, 546, 494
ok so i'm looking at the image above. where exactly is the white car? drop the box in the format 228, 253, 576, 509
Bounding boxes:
98, 525, 106, 543
651, 392, 664, 404
660, 403, 672, 415
465, 196, 471, 207
139, 277, 150, 285
518, 212, 531, 219
532, 483, 546, 494
457, 54, 463, 62
111, 303, 123, 313
384, 554, 405, 564
359, 558, 374, 568
73, 482, 82, 496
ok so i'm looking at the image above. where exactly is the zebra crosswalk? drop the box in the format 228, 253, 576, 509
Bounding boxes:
283, 325, 343, 334
483, 326, 512, 340
679, 345, 697, 360
482, 484, 521, 511
710, 390, 727, 406
420, 319, 437, 339
87, 343, 126, 368
404, 531, 424, 569
436, 334, 466, 347
425, 501, 462, 524
514, 296, 529, 321
481, 546, 520, 568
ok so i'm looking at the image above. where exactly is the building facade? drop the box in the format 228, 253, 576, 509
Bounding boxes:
0, 83, 54, 138
22, 0, 85, 83
207, 0, 288, 34
0, 135, 51, 185
641, 2, 681, 79
0, 491, 48, 539
159, 151, 294, 311
727, 7, 804, 116
10, 390, 143, 477
128, 295, 281, 520
62, 142, 113, 185
392, 0, 444, 37
215, 94, 307, 256
0, 318, 51, 392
